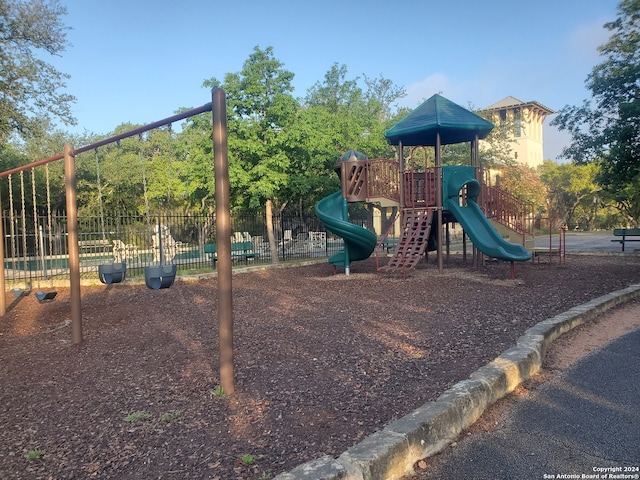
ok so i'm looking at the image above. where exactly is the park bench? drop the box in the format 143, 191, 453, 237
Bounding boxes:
78, 239, 111, 254
611, 228, 640, 251
232, 241, 260, 263
204, 243, 217, 266
203, 241, 260, 266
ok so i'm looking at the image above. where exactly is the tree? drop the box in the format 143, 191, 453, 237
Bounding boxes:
300, 65, 404, 234
303, 65, 401, 160
442, 106, 515, 168
280, 104, 343, 214
538, 161, 601, 229
175, 111, 216, 213
551, 0, 640, 224
203, 46, 298, 262
21, 124, 91, 213
601, 175, 640, 227
0, 0, 76, 143
305, 63, 359, 114
362, 73, 406, 123
497, 164, 548, 215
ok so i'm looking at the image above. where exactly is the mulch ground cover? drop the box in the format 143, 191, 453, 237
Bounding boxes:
1, 254, 639, 479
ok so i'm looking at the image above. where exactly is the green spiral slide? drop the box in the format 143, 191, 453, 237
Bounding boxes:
315, 191, 378, 268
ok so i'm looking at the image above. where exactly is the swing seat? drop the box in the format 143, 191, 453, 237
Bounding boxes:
98, 262, 127, 285
35, 291, 57, 302
11, 288, 25, 298
144, 264, 176, 290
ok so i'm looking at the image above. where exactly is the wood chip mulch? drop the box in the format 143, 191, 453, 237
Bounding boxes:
1, 254, 639, 479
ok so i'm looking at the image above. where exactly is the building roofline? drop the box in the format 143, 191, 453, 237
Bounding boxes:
482, 96, 556, 115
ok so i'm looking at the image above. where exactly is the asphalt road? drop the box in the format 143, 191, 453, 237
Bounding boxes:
533, 231, 633, 254
415, 324, 640, 480
449, 231, 633, 256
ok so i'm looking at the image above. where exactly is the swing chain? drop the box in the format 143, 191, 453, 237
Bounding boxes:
94, 148, 106, 240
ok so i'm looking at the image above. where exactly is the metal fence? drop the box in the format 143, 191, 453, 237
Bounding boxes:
2, 209, 374, 286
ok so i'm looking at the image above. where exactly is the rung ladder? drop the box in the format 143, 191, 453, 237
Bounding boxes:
379, 209, 433, 274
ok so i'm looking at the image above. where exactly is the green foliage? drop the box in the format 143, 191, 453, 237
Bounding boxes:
160, 410, 181, 422
497, 164, 548, 213
124, 411, 153, 423
241, 453, 255, 465
24, 449, 43, 460
197, 50, 405, 217
1, 45, 406, 223
538, 161, 602, 227
0, 0, 76, 143
203, 46, 296, 212
175, 112, 216, 213
551, 0, 640, 224
601, 175, 640, 227
0, 142, 66, 215
363, 73, 407, 123
292, 63, 401, 211
209, 385, 225, 397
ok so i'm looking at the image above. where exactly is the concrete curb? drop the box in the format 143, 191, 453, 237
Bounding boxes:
274, 283, 640, 480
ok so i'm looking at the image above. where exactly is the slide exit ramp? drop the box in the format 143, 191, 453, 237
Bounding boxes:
442, 166, 531, 262
315, 191, 378, 269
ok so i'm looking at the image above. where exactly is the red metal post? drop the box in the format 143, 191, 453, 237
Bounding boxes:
398, 141, 404, 209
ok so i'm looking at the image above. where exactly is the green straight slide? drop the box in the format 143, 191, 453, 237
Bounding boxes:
442, 166, 531, 262
315, 191, 378, 268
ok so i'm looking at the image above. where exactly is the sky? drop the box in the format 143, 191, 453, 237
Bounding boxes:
50, 0, 620, 162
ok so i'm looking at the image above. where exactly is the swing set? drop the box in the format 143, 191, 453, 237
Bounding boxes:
0, 89, 234, 381
1, 119, 195, 293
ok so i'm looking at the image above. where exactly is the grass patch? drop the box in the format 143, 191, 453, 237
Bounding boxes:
25, 449, 43, 460
124, 411, 153, 423
160, 410, 182, 422
209, 385, 225, 397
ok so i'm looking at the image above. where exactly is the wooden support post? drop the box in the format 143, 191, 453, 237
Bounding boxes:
64, 144, 82, 344
435, 133, 443, 274
213, 88, 235, 395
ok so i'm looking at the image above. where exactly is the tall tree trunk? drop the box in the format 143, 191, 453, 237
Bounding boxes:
378, 205, 398, 235
266, 199, 279, 264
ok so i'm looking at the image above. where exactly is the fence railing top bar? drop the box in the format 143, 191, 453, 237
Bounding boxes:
0, 102, 213, 179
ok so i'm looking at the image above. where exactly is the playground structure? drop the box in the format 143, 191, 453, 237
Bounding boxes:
315, 94, 534, 278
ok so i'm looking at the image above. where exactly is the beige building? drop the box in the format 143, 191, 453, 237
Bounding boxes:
481, 96, 555, 169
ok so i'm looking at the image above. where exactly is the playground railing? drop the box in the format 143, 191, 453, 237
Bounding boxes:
367, 158, 400, 204
480, 184, 535, 238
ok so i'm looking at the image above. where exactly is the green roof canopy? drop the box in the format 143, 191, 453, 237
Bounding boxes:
385, 94, 494, 146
